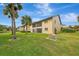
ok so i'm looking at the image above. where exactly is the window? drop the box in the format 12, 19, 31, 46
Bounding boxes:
32, 22, 42, 27
45, 28, 48, 31
32, 24, 36, 27
37, 22, 42, 27
37, 28, 42, 33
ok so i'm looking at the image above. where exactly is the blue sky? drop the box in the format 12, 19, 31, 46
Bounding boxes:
0, 3, 79, 27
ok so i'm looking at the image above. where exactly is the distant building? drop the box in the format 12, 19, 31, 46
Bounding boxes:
18, 15, 62, 34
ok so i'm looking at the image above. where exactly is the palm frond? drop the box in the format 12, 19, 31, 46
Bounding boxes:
3, 9, 8, 15
17, 3, 23, 10
15, 13, 19, 18
21, 15, 32, 26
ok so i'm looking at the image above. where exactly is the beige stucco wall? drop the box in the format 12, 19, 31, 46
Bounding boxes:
53, 16, 61, 33
42, 18, 53, 34
42, 16, 61, 34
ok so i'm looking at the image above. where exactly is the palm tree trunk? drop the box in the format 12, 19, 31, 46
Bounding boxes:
12, 17, 16, 39
23, 25, 25, 32
23, 26, 25, 31
11, 20, 13, 35
24, 25, 27, 32
26, 25, 27, 32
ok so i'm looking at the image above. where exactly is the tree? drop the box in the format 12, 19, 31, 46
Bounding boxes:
77, 16, 79, 23
3, 3, 22, 39
0, 24, 7, 33
21, 15, 32, 32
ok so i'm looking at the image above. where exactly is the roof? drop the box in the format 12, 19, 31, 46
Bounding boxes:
32, 15, 62, 24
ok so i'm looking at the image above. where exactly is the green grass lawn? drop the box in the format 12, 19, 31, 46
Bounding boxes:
0, 32, 79, 56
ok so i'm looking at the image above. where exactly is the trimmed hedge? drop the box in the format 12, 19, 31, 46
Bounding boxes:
61, 28, 76, 33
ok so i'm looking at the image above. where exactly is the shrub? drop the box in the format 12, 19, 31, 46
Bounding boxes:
27, 31, 31, 33
20, 31, 31, 33
61, 28, 76, 33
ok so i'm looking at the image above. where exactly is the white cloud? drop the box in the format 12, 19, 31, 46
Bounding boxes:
32, 18, 42, 22
33, 3, 53, 16
55, 4, 78, 11
61, 13, 78, 22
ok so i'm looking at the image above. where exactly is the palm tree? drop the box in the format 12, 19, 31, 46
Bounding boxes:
21, 15, 32, 32
3, 3, 22, 39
